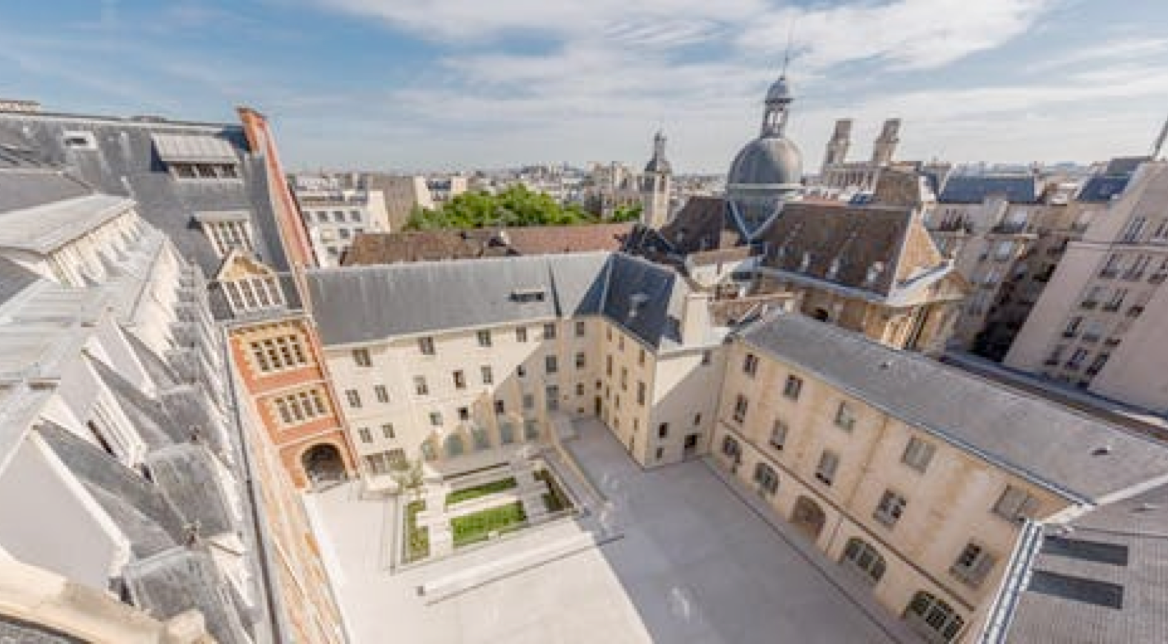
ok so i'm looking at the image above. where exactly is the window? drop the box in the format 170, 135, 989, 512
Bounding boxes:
453, 370, 466, 389
523, 394, 535, 410
743, 353, 759, 377
637, 381, 647, 406
816, 451, 839, 486
638, 349, 646, 366
374, 385, 389, 403
414, 376, 429, 396
656, 447, 665, 460
477, 330, 492, 347
203, 219, 254, 256
753, 462, 779, 495
841, 538, 886, 585
874, 490, 907, 527
575, 320, 586, 337
353, 348, 371, 366
546, 385, 559, 411
481, 365, 493, 385
733, 395, 748, 423
606, 355, 613, 376
575, 352, 586, 369
345, 389, 362, 408
364, 449, 406, 475
701, 350, 712, 365
993, 485, 1040, 522
223, 276, 284, 313
658, 423, 669, 439
951, 543, 996, 587
418, 337, 435, 355
693, 413, 702, 425
458, 406, 470, 421
429, 411, 443, 427
358, 428, 372, 443
494, 399, 505, 414
783, 375, 803, 400
271, 389, 328, 425
543, 323, 557, 339
248, 333, 308, 373
620, 367, 628, 390
576, 382, 585, 396
834, 401, 856, 431
721, 436, 741, 460
905, 592, 964, 643
516, 327, 528, 342
769, 420, 787, 450
517, 364, 527, 378
902, 437, 935, 473
524, 419, 540, 441
381, 424, 395, 439
545, 355, 558, 374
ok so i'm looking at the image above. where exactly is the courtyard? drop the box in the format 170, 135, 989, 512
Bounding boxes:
306, 419, 918, 643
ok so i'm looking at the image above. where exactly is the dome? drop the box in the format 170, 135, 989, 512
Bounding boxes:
727, 136, 803, 191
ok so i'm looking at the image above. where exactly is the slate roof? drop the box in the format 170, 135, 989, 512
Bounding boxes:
308, 251, 689, 349
343, 223, 634, 266
938, 174, 1043, 204
653, 196, 746, 255
0, 168, 92, 212
124, 548, 253, 644
739, 313, 1168, 502
0, 194, 132, 254
0, 113, 290, 281
0, 256, 39, 307
1001, 483, 1168, 643
1077, 176, 1131, 202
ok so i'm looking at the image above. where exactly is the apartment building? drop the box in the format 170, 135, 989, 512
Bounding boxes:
293, 182, 392, 266
306, 252, 728, 489
713, 312, 1168, 643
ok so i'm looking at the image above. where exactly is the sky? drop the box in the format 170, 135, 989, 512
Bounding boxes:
1, 0, 1167, 173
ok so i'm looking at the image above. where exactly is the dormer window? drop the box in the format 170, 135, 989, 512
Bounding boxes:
865, 262, 885, 287
62, 130, 97, 150
152, 133, 240, 181
826, 258, 841, 280
511, 287, 546, 303
195, 211, 255, 257
223, 275, 284, 314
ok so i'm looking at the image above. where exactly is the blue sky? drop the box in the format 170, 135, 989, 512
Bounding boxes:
2, 0, 1167, 172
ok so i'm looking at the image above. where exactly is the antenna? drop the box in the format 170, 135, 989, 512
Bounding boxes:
1152, 113, 1168, 159
781, 21, 795, 76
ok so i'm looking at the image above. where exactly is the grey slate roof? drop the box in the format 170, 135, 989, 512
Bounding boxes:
0, 168, 92, 213
739, 313, 1168, 502
0, 256, 38, 307
0, 617, 83, 643
938, 174, 1042, 204
1077, 175, 1131, 202
307, 251, 686, 349
1003, 484, 1168, 643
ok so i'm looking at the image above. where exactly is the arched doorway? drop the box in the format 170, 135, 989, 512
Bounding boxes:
303, 443, 345, 486
790, 495, 827, 542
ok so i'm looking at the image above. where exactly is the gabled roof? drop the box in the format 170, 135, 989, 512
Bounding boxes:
0, 194, 132, 254
939, 174, 1043, 204
342, 223, 634, 266
653, 196, 745, 255
740, 313, 1168, 502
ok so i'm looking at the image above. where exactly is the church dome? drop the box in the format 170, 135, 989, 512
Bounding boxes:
727, 136, 802, 191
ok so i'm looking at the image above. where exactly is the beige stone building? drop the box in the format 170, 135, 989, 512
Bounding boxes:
713, 312, 1168, 643
1005, 160, 1168, 411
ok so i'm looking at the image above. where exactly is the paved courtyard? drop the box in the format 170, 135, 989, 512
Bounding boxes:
307, 419, 912, 643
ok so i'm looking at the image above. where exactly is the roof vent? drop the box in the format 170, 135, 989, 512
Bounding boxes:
1091, 444, 1112, 456
629, 293, 649, 318
511, 287, 546, 303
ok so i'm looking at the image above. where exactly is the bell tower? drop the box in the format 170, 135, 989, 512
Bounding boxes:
640, 130, 672, 228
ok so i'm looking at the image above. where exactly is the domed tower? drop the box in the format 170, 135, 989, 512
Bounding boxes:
726, 73, 803, 237
640, 130, 672, 228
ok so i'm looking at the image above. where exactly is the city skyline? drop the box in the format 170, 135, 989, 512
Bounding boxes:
2, 0, 1167, 172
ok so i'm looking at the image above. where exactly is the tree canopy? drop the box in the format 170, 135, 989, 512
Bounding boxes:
405, 185, 641, 230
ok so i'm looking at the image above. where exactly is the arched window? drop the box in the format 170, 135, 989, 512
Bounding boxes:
721, 436, 741, 460
840, 538, 886, 585
753, 462, 779, 495
904, 591, 964, 643
444, 434, 464, 458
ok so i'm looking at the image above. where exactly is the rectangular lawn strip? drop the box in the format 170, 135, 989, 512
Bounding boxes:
405, 499, 430, 562
451, 501, 527, 547
535, 468, 572, 513
446, 476, 518, 507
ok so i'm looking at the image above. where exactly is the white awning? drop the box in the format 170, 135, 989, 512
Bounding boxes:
151, 133, 237, 164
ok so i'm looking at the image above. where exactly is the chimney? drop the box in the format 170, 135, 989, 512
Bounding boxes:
680, 290, 711, 345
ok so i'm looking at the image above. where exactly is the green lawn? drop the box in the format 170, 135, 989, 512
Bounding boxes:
405, 500, 429, 562
451, 502, 527, 547
446, 477, 518, 507
535, 469, 572, 514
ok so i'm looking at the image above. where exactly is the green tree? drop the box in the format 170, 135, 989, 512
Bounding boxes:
405, 185, 603, 230
390, 458, 426, 500
611, 203, 643, 223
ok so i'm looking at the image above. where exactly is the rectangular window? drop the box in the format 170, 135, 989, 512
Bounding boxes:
575, 320, 586, 337
458, 406, 470, 421
834, 401, 856, 431
637, 381, 646, 406
453, 370, 466, 389
494, 399, 505, 414
874, 490, 907, 526
543, 323, 557, 339
901, 437, 936, 473
701, 350, 712, 365
517, 365, 527, 378
429, 411, 443, 426
575, 352, 586, 369
618, 336, 625, 351
994, 485, 1040, 522
516, 327, 528, 342
951, 543, 996, 587
658, 423, 669, 439
477, 330, 492, 347
272, 389, 329, 425
693, 413, 702, 425
744, 353, 759, 377
481, 365, 494, 385
545, 355, 558, 374
546, 385, 559, 411
733, 394, 748, 423
523, 394, 535, 409
783, 375, 803, 400
816, 451, 839, 486
620, 367, 628, 390
769, 420, 787, 450
352, 348, 371, 366
656, 447, 665, 460
638, 349, 646, 367
248, 333, 308, 373
414, 376, 429, 396
418, 337, 435, 355
374, 385, 389, 403
606, 355, 613, 376
358, 427, 372, 443
576, 382, 585, 396
345, 389, 362, 408
381, 424, 395, 439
